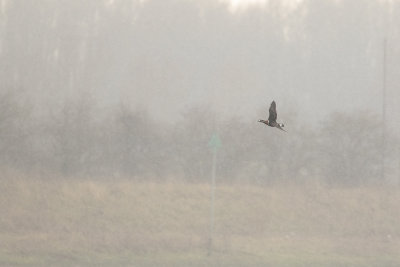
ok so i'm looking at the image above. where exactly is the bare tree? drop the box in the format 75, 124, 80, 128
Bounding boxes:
0, 88, 31, 169
318, 112, 383, 185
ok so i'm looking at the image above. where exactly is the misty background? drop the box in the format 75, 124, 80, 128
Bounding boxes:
2, 0, 400, 266
0, 0, 399, 185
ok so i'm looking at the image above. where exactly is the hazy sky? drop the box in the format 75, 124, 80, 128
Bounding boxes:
115, 0, 397, 128
1, 0, 399, 131
221, 0, 302, 12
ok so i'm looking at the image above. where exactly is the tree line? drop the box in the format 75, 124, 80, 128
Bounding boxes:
0, 89, 397, 186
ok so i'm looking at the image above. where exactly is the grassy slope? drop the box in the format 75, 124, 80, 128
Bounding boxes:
1, 176, 400, 266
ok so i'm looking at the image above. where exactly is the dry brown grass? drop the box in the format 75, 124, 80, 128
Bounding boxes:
1, 175, 400, 266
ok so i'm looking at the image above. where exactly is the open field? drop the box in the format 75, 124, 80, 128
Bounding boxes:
1, 175, 400, 266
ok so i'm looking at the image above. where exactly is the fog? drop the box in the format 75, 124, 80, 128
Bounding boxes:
1, 0, 400, 266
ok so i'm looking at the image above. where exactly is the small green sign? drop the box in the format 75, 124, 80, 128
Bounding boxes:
208, 134, 221, 150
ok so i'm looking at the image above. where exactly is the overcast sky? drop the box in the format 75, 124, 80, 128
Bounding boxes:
1, 0, 399, 130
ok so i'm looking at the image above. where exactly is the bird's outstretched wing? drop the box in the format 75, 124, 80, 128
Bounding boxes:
276, 124, 286, 132
268, 101, 277, 123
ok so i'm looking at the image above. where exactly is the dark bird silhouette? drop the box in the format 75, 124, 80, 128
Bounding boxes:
258, 101, 286, 131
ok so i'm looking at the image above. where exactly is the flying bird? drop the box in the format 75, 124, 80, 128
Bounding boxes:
258, 101, 286, 131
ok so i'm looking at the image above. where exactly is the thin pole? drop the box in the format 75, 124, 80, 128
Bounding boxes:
382, 38, 387, 183
208, 147, 217, 256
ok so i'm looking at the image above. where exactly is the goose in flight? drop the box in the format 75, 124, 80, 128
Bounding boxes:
258, 101, 286, 132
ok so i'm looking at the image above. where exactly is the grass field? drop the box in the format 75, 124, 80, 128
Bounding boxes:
1, 174, 400, 266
